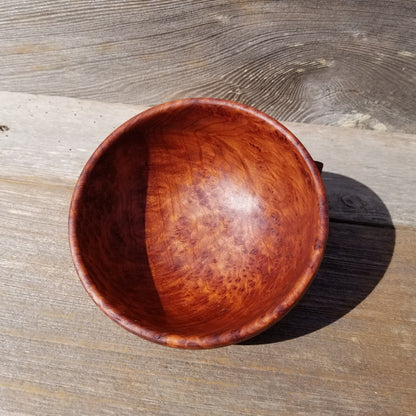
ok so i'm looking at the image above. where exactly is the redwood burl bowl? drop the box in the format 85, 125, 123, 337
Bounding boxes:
68, 98, 328, 349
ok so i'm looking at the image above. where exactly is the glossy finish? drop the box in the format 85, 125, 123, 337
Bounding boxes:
69, 98, 328, 349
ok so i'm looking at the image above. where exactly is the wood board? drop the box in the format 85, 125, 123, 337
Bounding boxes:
0, 92, 415, 415
1, 1, 416, 133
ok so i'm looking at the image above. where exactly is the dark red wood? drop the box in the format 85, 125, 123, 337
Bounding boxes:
68, 98, 328, 349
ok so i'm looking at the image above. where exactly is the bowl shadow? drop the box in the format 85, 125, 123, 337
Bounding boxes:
241, 172, 396, 345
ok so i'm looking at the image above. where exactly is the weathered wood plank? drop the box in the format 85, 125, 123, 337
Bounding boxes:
0, 92, 415, 415
0, 179, 414, 415
1, 1, 415, 133
1, 91, 415, 227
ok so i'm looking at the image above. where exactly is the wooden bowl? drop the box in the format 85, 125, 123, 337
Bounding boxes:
69, 98, 328, 349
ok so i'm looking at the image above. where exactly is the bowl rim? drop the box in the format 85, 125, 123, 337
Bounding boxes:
68, 97, 328, 349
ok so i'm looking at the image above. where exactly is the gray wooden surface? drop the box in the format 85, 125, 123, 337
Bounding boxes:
0, 92, 415, 415
1, 1, 416, 133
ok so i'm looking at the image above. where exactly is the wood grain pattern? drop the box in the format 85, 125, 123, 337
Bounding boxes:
0, 93, 415, 414
68, 98, 327, 348
1, 1, 415, 133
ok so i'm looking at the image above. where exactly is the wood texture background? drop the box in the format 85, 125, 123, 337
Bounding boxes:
0, 92, 415, 415
1, 1, 415, 413
1, 1, 416, 133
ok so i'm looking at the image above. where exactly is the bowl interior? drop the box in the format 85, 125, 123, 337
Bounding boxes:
70, 99, 327, 348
